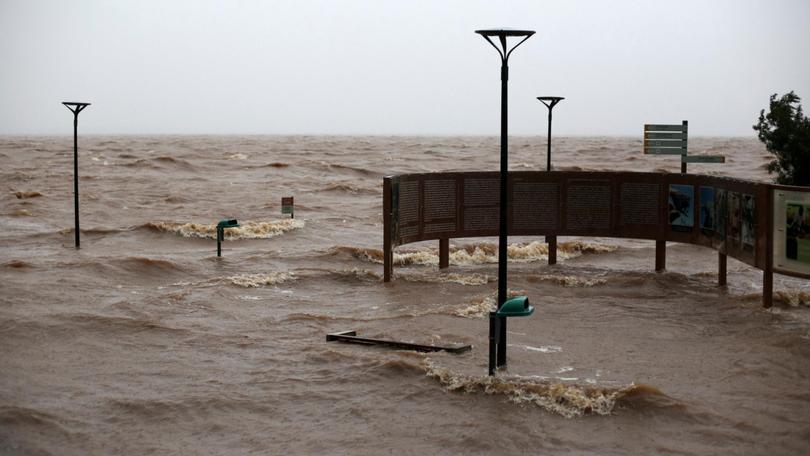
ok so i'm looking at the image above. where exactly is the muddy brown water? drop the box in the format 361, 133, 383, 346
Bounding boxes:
1, 136, 809, 455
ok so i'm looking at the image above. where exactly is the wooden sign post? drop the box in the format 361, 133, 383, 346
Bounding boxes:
643, 121, 725, 173
644, 121, 726, 273
281, 196, 294, 218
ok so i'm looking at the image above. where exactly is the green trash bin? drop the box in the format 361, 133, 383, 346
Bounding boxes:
496, 296, 534, 317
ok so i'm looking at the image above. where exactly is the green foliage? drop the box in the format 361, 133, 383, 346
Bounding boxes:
753, 91, 810, 186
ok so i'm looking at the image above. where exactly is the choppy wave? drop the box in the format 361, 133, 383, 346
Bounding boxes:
527, 274, 608, 287
106, 396, 265, 419
98, 256, 190, 279
446, 239, 618, 264
316, 268, 382, 283
772, 290, 810, 307
452, 289, 526, 318
245, 161, 289, 169
123, 156, 196, 170
313, 160, 378, 177
738, 290, 810, 308
164, 195, 191, 204
399, 272, 492, 286
277, 267, 383, 284
81, 226, 131, 235
172, 267, 380, 289
321, 181, 378, 195
2, 260, 32, 269
333, 240, 618, 267
0, 405, 80, 436
224, 271, 296, 288
145, 219, 304, 239
424, 359, 663, 418
12, 191, 43, 199
56, 312, 188, 334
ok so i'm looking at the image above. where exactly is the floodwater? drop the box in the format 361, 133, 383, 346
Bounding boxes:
1, 135, 809, 455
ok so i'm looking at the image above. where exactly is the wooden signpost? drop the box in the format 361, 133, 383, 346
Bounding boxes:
683, 155, 726, 164
643, 121, 725, 173
281, 196, 294, 218
644, 121, 725, 277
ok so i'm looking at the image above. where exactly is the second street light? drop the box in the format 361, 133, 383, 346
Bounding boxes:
475, 28, 535, 375
537, 96, 564, 265
536, 96, 564, 172
63, 101, 91, 249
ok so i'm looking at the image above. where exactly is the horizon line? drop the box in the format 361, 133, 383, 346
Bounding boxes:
0, 132, 759, 139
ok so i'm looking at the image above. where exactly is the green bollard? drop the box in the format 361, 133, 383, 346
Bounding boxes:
216, 219, 239, 257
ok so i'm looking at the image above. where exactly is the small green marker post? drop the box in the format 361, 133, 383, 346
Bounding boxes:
216, 219, 239, 257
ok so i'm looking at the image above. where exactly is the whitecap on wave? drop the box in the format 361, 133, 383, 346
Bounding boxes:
146, 219, 304, 240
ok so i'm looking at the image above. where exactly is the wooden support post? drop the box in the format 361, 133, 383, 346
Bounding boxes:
763, 187, 774, 308
763, 269, 773, 308
439, 238, 449, 269
384, 244, 393, 282
680, 120, 688, 173
655, 240, 666, 272
718, 252, 727, 286
383, 177, 393, 282
546, 235, 557, 265
488, 313, 498, 375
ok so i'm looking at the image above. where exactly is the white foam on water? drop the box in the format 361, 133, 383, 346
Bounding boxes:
148, 219, 305, 240
522, 345, 563, 353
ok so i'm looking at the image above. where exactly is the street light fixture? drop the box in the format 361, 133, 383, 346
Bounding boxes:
62, 102, 91, 248
537, 96, 564, 265
536, 96, 564, 172
475, 28, 535, 375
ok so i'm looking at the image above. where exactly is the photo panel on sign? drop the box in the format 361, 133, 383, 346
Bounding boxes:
699, 186, 715, 235
728, 192, 741, 245
741, 194, 756, 251
669, 184, 694, 232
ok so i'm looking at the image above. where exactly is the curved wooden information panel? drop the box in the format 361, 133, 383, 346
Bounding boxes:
382, 171, 810, 307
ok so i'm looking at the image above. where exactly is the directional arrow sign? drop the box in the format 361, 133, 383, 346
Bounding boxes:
644, 147, 686, 155
644, 124, 687, 132
644, 132, 687, 140
682, 155, 725, 163
644, 139, 687, 148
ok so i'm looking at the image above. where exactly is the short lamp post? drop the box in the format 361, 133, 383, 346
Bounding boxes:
62, 102, 91, 248
536, 96, 564, 172
475, 28, 535, 375
537, 96, 564, 265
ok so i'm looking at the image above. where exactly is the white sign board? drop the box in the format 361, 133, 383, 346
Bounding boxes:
773, 189, 810, 276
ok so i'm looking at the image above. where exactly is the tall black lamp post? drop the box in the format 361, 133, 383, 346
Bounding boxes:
536, 96, 564, 171
63, 102, 90, 248
475, 28, 534, 375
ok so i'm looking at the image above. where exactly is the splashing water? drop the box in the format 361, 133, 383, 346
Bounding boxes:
146, 219, 304, 240
424, 359, 643, 418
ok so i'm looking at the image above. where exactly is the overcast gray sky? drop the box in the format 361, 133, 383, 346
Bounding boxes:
1, 0, 809, 136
